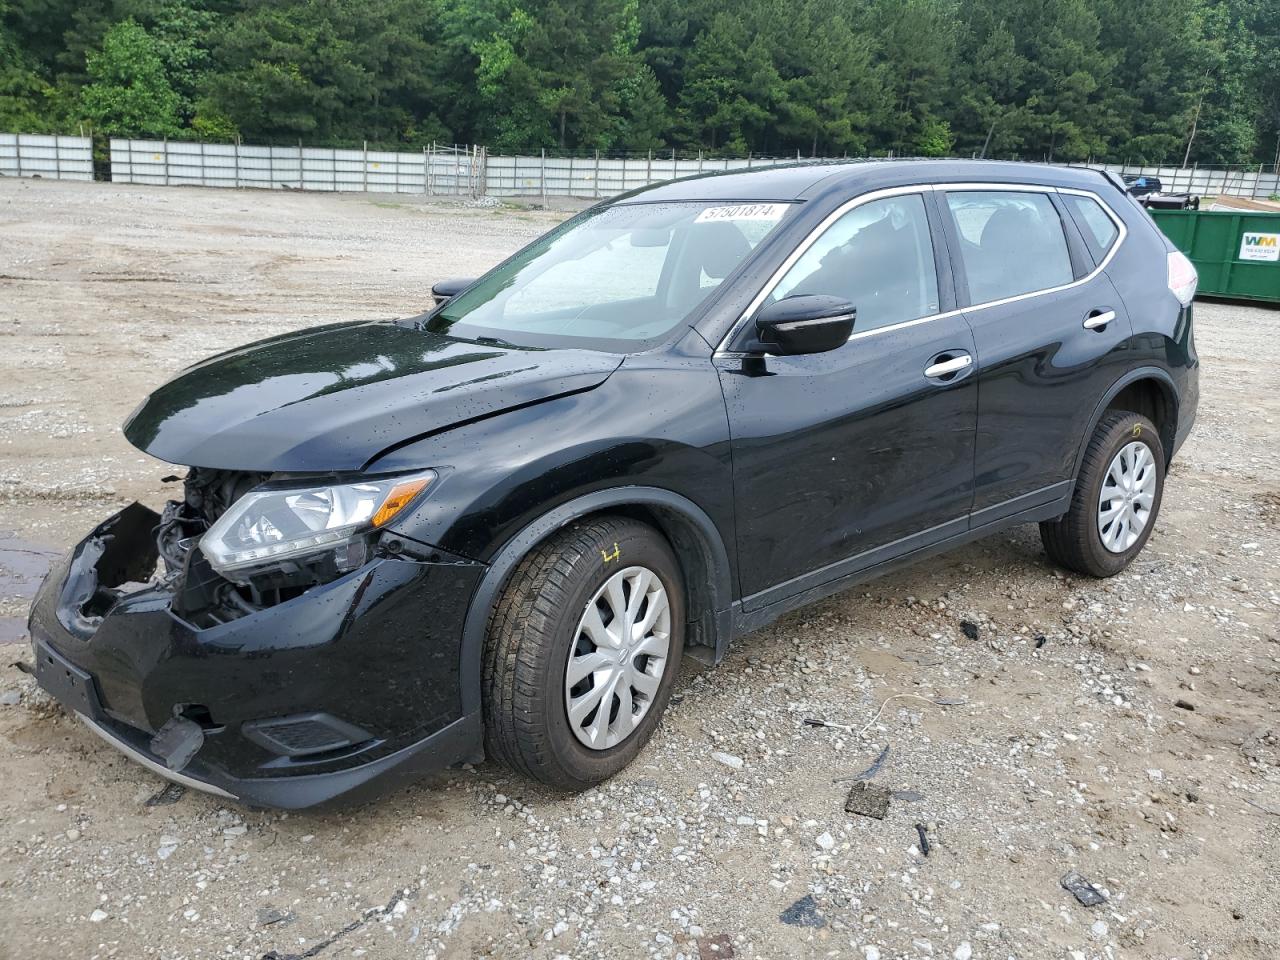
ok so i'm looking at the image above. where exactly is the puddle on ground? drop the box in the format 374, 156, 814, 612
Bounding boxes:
0, 530, 56, 644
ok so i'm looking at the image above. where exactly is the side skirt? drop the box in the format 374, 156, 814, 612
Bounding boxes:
730, 482, 1071, 639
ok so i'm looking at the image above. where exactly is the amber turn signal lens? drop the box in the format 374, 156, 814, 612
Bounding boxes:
372, 476, 433, 527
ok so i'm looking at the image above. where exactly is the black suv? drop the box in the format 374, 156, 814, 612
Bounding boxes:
29, 160, 1199, 808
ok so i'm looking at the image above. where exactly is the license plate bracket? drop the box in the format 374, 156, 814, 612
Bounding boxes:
33, 639, 104, 718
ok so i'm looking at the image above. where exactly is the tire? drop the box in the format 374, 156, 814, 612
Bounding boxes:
482, 515, 685, 790
1040, 411, 1165, 577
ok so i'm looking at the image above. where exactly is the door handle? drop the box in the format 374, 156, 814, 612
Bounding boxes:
1083, 309, 1116, 330
923, 353, 972, 379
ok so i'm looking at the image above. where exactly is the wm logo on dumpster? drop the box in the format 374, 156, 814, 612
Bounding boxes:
1240, 232, 1280, 262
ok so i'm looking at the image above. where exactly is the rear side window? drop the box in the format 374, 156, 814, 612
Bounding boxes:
946, 191, 1074, 303
766, 193, 940, 334
1062, 194, 1120, 263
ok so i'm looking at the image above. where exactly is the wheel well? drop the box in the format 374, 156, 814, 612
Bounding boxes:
1104, 378, 1176, 463
581, 504, 724, 661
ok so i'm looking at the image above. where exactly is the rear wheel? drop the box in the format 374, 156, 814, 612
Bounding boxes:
1040, 411, 1165, 577
482, 515, 684, 789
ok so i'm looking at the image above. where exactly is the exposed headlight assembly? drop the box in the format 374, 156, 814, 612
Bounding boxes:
200, 471, 436, 579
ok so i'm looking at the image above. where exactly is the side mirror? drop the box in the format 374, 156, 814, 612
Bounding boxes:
431, 277, 477, 308
752, 294, 856, 355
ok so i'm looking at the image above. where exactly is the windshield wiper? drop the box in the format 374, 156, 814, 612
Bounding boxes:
471, 335, 523, 349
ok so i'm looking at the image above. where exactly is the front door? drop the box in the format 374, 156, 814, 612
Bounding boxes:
715, 190, 978, 608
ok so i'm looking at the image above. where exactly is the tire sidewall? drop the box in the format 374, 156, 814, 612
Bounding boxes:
1081, 415, 1165, 575
536, 523, 685, 785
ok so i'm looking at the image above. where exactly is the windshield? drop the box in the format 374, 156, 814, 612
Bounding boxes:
426, 201, 793, 349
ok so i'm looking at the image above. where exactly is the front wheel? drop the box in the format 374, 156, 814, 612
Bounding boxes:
1040, 411, 1165, 577
482, 515, 685, 790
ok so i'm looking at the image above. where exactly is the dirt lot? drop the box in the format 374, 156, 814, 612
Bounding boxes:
0, 178, 1278, 960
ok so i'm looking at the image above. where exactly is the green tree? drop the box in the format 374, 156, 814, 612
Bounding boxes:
613, 64, 672, 151
78, 18, 182, 136
0, 0, 53, 130
679, 11, 780, 152
3, 0, 1279, 162
201, 0, 440, 145
866, 0, 959, 155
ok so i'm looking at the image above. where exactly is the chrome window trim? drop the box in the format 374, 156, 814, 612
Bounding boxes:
713, 181, 1128, 357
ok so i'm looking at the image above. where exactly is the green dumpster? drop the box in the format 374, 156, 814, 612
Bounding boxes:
1148, 208, 1280, 303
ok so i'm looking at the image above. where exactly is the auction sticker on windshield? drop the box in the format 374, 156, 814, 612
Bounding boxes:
695, 203, 790, 223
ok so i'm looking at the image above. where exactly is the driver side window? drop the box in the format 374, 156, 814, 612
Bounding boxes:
768, 194, 940, 334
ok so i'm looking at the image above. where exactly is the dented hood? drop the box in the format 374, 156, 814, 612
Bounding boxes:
123, 321, 623, 472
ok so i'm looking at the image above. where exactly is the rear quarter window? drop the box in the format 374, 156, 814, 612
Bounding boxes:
1062, 194, 1120, 263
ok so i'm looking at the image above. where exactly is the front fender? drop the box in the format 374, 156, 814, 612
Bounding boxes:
370, 357, 735, 565
365, 357, 738, 711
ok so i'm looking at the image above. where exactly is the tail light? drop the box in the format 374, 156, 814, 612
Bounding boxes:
1168, 250, 1198, 306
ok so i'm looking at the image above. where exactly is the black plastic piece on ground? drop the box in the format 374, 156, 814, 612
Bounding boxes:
1061, 870, 1107, 906
779, 894, 825, 928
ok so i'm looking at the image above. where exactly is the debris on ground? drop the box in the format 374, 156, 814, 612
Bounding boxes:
1061, 870, 1109, 907
257, 907, 295, 927
960, 620, 980, 641
779, 895, 825, 928
1244, 798, 1280, 817
845, 781, 892, 820
698, 933, 735, 958
711, 751, 744, 770
857, 693, 964, 735
143, 782, 186, 807
834, 744, 890, 783
915, 822, 931, 856
803, 717, 855, 733
1175, 699, 1196, 711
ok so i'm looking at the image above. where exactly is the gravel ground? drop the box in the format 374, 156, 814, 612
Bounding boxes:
0, 178, 1277, 960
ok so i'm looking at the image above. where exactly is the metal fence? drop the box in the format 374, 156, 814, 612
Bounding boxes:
1083, 162, 1280, 199
6, 131, 1280, 203
0, 134, 93, 181
108, 138, 484, 195
486, 152, 802, 199
486, 155, 1280, 201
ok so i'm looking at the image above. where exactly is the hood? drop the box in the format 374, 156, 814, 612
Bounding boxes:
124, 321, 623, 472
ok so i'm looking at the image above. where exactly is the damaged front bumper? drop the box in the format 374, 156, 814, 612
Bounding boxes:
28, 503, 486, 808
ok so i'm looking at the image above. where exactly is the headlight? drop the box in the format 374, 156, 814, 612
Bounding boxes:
200, 471, 436, 577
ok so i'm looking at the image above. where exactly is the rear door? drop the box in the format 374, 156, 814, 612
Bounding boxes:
938, 186, 1132, 524
715, 189, 978, 607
